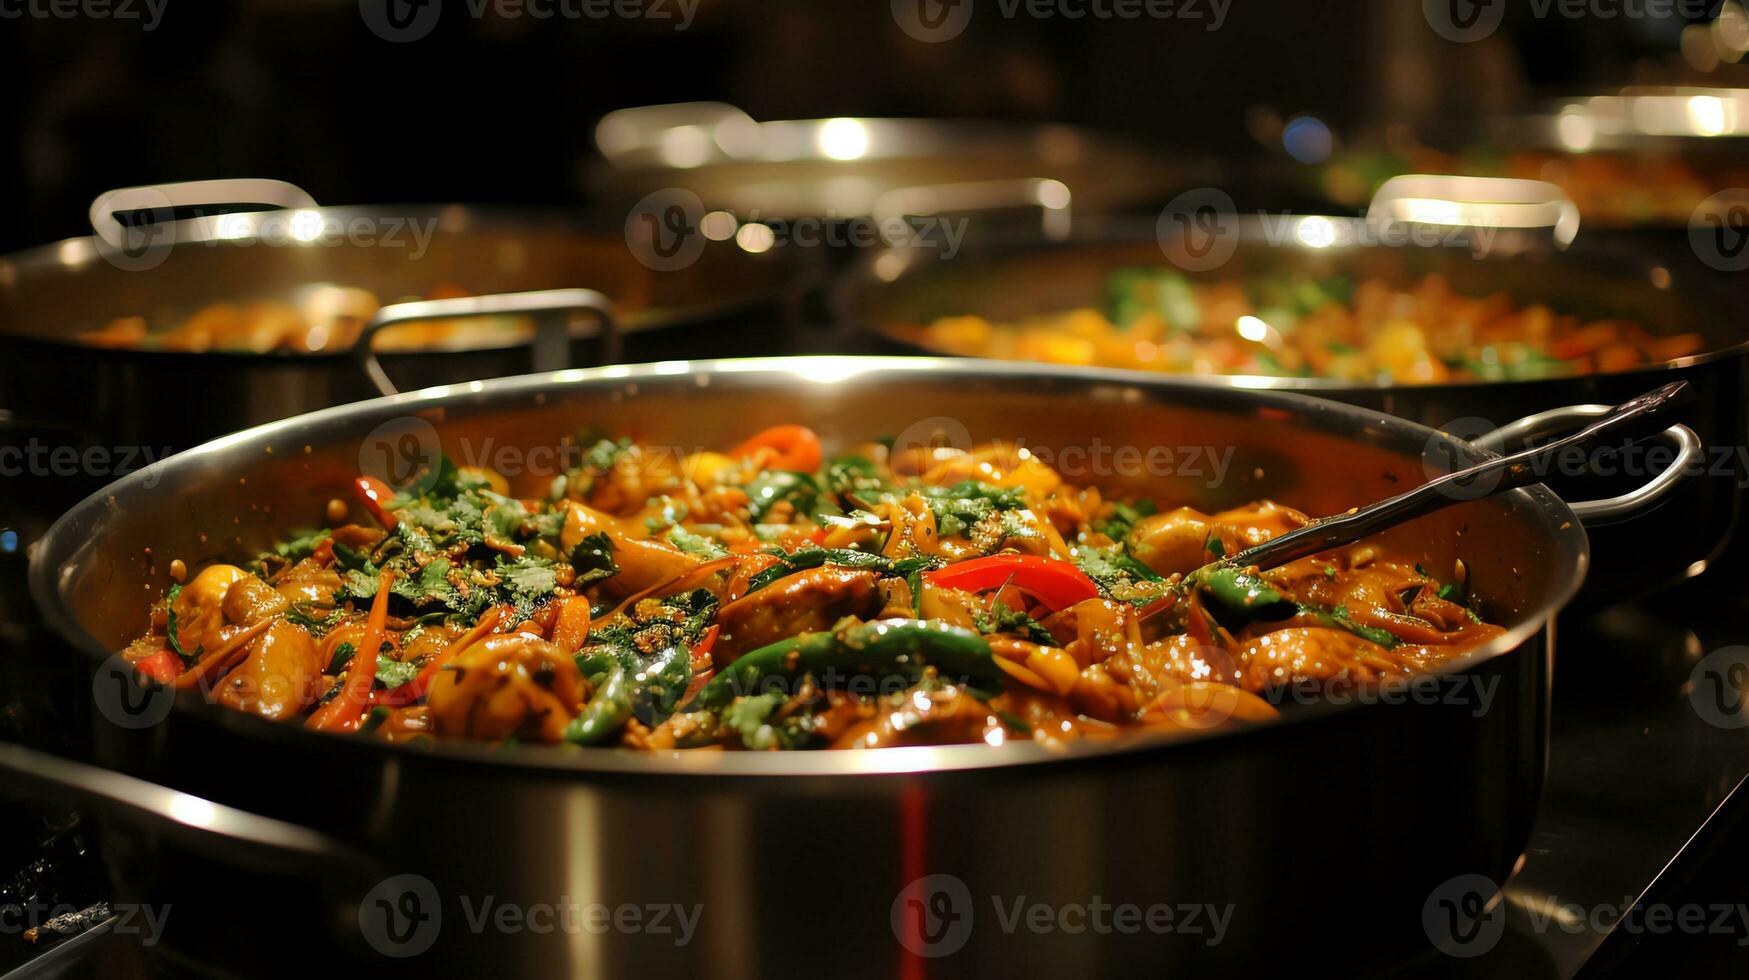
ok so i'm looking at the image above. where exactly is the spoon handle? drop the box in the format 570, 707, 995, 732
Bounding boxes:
1226, 381, 1688, 572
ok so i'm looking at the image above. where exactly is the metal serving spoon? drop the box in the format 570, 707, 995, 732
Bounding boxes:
1220, 380, 1689, 575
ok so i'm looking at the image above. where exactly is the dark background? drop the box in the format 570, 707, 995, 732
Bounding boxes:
0, 0, 1728, 251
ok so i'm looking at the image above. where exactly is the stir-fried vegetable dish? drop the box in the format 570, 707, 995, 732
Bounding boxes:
78, 283, 530, 354
120, 426, 1505, 750
919, 270, 1701, 383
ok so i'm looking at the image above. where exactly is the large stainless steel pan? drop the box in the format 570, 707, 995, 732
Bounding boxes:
1305, 87, 1749, 230
838, 210, 1748, 603
13, 358, 1691, 976
0, 195, 799, 545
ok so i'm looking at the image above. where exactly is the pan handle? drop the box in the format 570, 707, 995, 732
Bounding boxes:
1367, 175, 1581, 249
1474, 405, 1701, 526
0, 743, 377, 880
88, 178, 321, 248
352, 288, 621, 397
871, 177, 1074, 241
594, 101, 761, 166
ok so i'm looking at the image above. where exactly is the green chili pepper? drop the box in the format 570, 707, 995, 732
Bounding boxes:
688, 619, 1001, 711
745, 548, 941, 594
628, 644, 691, 726
575, 649, 619, 683
1295, 603, 1400, 649
564, 666, 632, 745
1194, 565, 1292, 618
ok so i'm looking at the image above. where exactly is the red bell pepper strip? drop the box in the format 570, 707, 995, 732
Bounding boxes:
353, 475, 399, 531
923, 554, 1100, 612
379, 604, 510, 708
692, 624, 719, 658
731, 424, 823, 473
133, 649, 184, 685
307, 570, 393, 732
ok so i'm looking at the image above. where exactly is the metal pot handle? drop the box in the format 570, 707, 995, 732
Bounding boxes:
0, 743, 376, 879
871, 177, 1074, 241
89, 178, 321, 248
1473, 405, 1701, 526
353, 288, 621, 397
594, 101, 760, 166
1368, 175, 1581, 249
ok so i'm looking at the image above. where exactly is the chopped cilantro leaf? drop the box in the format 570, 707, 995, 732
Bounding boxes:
570, 532, 620, 587
974, 600, 1057, 646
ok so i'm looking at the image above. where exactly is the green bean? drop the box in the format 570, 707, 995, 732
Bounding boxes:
564, 666, 632, 746
688, 619, 1000, 711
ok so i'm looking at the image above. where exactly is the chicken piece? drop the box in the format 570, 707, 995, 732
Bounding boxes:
426, 634, 590, 743
1128, 507, 1214, 576
1235, 627, 1412, 693
832, 684, 1004, 749
1208, 501, 1311, 552
222, 575, 287, 626
214, 619, 324, 721
275, 559, 345, 609
581, 443, 682, 517
171, 564, 249, 655
713, 567, 882, 663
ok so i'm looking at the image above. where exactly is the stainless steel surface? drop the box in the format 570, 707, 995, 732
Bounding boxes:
1473, 403, 1707, 525
1508, 87, 1749, 151
0, 203, 799, 537
355, 288, 620, 397
1368, 175, 1581, 247
0, 745, 366, 877
24, 356, 1584, 975
840, 218, 1749, 603
588, 101, 1182, 221
1233, 382, 1696, 571
0, 204, 788, 350
87, 178, 319, 262
870, 177, 1075, 241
